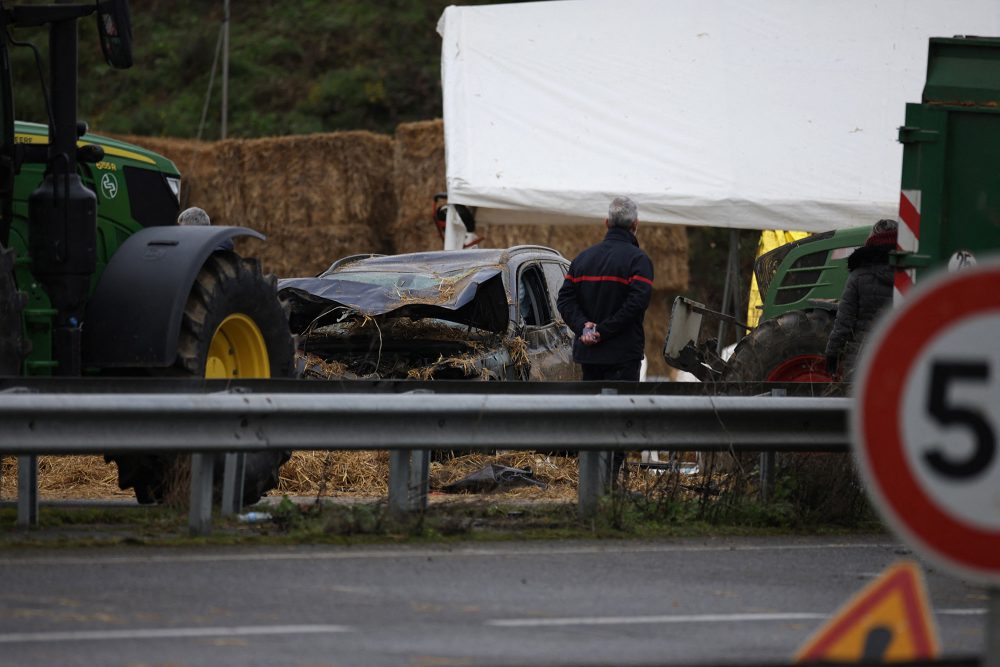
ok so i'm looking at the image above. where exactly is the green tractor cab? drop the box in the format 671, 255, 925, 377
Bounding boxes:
754, 226, 869, 321
7, 121, 182, 376
722, 225, 871, 384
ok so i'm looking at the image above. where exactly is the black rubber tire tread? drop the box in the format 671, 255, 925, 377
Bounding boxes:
120, 251, 294, 506
0, 245, 27, 375
722, 309, 835, 383
174, 251, 294, 378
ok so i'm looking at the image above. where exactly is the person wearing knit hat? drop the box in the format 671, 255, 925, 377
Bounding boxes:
824, 218, 898, 381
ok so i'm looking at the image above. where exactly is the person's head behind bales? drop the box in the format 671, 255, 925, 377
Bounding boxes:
608, 196, 638, 230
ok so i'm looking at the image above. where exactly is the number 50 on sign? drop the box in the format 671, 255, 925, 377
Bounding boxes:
852, 261, 1000, 585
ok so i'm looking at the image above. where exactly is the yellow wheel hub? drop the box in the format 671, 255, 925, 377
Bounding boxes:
205, 313, 271, 379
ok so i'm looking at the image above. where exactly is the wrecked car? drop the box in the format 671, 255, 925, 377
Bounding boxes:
277, 246, 580, 381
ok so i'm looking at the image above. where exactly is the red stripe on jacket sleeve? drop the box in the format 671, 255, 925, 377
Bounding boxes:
565, 274, 652, 286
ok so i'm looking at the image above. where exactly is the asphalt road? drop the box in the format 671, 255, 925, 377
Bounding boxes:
0, 535, 988, 666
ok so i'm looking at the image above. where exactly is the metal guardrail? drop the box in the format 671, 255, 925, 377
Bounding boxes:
0, 388, 851, 534
0, 392, 848, 453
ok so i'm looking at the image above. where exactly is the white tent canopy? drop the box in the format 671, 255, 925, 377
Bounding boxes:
438, 0, 1000, 236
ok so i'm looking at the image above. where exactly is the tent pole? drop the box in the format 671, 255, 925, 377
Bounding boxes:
443, 203, 464, 250
716, 229, 740, 355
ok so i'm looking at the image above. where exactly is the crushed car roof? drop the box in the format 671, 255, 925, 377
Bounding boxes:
278, 249, 519, 334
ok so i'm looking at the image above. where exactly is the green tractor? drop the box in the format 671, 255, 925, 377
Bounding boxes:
721, 225, 869, 383
666, 36, 1000, 386
0, 1, 294, 503
665, 226, 868, 383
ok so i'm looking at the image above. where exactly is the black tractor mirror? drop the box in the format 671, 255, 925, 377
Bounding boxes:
96, 0, 133, 69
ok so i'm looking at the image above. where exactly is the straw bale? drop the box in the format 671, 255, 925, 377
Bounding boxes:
111, 131, 396, 277
391, 120, 447, 255
217, 133, 396, 276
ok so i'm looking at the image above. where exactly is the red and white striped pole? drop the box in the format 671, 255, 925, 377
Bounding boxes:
895, 189, 921, 303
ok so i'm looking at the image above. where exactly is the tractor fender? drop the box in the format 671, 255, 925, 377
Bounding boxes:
83, 226, 265, 368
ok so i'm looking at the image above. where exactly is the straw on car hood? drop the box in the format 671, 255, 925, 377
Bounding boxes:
278, 263, 508, 334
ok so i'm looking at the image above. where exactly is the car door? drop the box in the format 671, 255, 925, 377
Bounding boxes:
515, 259, 579, 380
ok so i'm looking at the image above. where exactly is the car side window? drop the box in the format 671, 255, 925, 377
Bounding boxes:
517, 264, 553, 327
541, 261, 569, 320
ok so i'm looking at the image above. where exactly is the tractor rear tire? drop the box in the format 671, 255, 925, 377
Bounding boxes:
722, 309, 835, 384
715, 309, 837, 474
0, 245, 27, 375
120, 251, 294, 507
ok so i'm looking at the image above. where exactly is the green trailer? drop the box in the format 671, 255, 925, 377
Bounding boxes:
896, 37, 1000, 277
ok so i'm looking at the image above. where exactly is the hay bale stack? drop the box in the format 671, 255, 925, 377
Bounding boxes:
111, 132, 396, 277
391, 120, 447, 255
484, 223, 604, 259
217, 133, 396, 276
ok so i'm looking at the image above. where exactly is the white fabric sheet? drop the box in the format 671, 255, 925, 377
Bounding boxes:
439, 0, 1000, 231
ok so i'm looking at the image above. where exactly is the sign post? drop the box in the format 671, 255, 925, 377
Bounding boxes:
991, 591, 1000, 667
852, 261, 1000, 666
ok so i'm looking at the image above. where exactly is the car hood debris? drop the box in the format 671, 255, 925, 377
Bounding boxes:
278, 260, 508, 334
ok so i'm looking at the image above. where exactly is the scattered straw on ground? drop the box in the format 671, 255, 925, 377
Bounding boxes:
1, 451, 701, 503
278, 450, 391, 496
0, 456, 133, 500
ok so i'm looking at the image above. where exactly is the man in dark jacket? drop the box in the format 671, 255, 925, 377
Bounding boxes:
825, 218, 897, 380
557, 196, 654, 381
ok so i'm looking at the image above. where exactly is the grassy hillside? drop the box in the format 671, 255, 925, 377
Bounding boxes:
9, 0, 502, 138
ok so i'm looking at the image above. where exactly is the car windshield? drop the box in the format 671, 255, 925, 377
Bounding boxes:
332, 269, 455, 294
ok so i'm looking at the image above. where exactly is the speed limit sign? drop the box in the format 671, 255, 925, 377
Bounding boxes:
853, 261, 1000, 585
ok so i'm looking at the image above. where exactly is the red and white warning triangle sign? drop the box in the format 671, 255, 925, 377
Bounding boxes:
795, 561, 939, 662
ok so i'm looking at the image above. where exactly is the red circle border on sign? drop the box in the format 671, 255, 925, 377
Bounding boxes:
859, 266, 1000, 577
